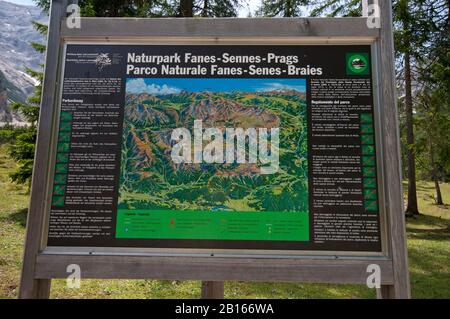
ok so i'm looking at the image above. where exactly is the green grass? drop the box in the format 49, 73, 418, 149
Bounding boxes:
0, 143, 448, 298
403, 182, 450, 298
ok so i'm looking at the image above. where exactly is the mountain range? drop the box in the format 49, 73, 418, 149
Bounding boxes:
119, 90, 309, 213
0, 0, 47, 125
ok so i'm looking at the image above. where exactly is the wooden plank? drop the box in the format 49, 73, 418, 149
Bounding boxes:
378, 0, 411, 298
34, 254, 394, 284
377, 285, 395, 299
18, 0, 69, 299
201, 281, 224, 299
60, 17, 379, 39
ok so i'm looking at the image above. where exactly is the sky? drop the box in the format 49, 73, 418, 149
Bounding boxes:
5, 0, 262, 17
238, 0, 261, 17
4, 0, 35, 6
126, 78, 306, 95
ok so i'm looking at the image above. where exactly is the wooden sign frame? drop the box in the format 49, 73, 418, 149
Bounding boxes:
19, 0, 410, 299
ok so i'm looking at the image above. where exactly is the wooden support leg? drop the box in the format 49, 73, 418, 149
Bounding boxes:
19, 278, 51, 299
201, 281, 224, 299
378, 0, 411, 300
18, 0, 68, 300
376, 285, 395, 299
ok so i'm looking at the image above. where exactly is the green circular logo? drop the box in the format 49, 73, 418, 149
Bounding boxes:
348, 54, 368, 74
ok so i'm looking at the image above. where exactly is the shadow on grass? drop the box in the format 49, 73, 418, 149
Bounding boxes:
225, 281, 375, 299
407, 213, 449, 226
406, 214, 449, 241
5, 208, 28, 227
405, 213, 450, 298
403, 181, 434, 193
407, 228, 450, 241
416, 184, 435, 192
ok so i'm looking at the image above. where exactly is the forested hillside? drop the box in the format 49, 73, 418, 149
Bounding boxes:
120, 90, 309, 213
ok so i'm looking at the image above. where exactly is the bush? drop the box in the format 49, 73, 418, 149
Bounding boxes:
0, 126, 29, 144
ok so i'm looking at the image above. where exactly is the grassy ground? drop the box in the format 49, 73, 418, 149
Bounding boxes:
0, 144, 448, 299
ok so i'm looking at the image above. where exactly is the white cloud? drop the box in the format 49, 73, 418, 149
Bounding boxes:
126, 78, 181, 95
256, 82, 306, 93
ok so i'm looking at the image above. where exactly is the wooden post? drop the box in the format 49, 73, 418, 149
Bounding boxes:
378, 0, 411, 298
201, 281, 224, 299
18, 0, 68, 299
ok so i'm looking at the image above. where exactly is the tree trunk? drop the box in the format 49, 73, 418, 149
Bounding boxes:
201, 281, 224, 299
429, 138, 444, 205
404, 50, 420, 216
434, 178, 443, 205
285, 0, 293, 17
201, 0, 208, 17
180, 0, 194, 17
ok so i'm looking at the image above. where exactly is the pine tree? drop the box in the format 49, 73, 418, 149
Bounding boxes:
414, 0, 450, 205
179, 0, 194, 16
415, 83, 450, 205
394, 0, 449, 214
309, 0, 361, 17
396, 0, 421, 215
76, 0, 176, 17
57, 0, 243, 17
7, 21, 47, 186
178, 0, 242, 17
8, 0, 244, 187
258, 0, 309, 17
307, 0, 445, 216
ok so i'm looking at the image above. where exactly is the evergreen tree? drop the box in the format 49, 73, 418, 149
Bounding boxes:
257, 0, 309, 17
394, 0, 448, 214
9, 0, 243, 187
35, 0, 177, 17
309, 0, 361, 17
395, 0, 424, 215
7, 21, 47, 186
178, 0, 242, 17
36, 0, 243, 17
307, 0, 448, 216
415, 83, 450, 205
414, 0, 450, 204
76, 0, 176, 17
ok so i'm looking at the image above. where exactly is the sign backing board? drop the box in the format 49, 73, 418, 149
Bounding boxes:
47, 43, 385, 254
19, 0, 409, 299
